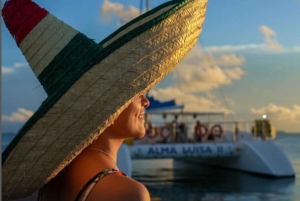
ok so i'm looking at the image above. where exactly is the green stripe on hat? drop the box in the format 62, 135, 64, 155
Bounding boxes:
38, 33, 102, 96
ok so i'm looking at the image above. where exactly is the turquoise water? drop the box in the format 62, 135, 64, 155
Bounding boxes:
132, 134, 300, 201
2, 133, 300, 201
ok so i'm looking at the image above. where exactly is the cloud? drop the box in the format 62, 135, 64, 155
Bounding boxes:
2, 108, 34, 122
2, 66, 14, 74
259, 25, 282, 52
14, 62, 28, 68
149, 88, 234, 115
251, 103, 300, 122
173, 65, 244, 92
204, 44, 265, 52
287, 46, 300, 52
183, 45, 245, 67
204, 44, 300, 54
2, 62, 28, 74
147, 44, 243, 116
100, 0, 140, 24
203, 25, 300, 54
224, 96, 235, 106
205, 92, 216, 100
251, 103, 300, 132
172, 45, 245, 93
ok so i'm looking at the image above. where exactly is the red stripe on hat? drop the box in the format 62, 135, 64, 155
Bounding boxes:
2, 0, 29, 21
2, 0, 49, 45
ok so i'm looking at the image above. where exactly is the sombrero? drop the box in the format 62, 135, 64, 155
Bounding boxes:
2, 0, 207, 199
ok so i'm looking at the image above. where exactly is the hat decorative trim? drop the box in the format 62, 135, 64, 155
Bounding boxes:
20, 15, 79, 78
19, 14, 58, 55
3, 0, 48, 45
27, 20, 79, 75
2, 0, 207, 199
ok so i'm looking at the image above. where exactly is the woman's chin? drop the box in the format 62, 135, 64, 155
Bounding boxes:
133, 131, 146, 139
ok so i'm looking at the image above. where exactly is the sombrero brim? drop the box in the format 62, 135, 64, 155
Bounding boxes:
2, 0, 207, 199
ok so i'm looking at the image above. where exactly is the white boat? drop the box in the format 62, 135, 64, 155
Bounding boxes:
117, 97, 295, 178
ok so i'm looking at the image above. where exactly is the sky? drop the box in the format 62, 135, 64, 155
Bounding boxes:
2, 0, 300, 133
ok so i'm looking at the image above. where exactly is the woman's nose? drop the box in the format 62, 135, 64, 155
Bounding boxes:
141, 95, 150, 108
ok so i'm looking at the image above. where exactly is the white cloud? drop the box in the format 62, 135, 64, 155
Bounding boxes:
2, 66, 14, 74
251, 104, 300, 132
204, 44, 300, 54
2, 108, 34, 122
14, 62, 28, 68
259, 25, 282, 52
173, 65, 244, 92
183, 45, 245, 67
251, 104, 300, 121
2, 62, 28, 74
172, 45, 245, 93
287, 46, 300, 52
224, 96, 235, 106
100, 0, 140, 24
203, 25, 300, 54
204, 44, 265, 52
205, 92, 217, 100
147, 44, 243, 117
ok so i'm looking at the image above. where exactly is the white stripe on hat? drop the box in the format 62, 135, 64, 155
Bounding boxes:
20, 14, 78, 77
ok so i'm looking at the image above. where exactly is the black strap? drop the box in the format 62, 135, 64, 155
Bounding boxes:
74, 168, 119, 201
37, 188, 43, 201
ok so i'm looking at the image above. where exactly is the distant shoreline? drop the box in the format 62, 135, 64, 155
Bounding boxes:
277, 131, 300, 135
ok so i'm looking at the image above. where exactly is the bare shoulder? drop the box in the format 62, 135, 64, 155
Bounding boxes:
88, 173, 151, 201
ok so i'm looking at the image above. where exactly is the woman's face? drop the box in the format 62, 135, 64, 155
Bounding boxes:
107, 95, 150, 139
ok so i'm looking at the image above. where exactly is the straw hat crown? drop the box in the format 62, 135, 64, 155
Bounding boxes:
2, 0, 207, 199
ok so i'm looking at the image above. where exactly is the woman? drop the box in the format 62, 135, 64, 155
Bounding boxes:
39, 95, 151, 201
2, 0, 207, 200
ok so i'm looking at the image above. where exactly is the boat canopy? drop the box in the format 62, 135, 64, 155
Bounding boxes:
146, 95, 184, 112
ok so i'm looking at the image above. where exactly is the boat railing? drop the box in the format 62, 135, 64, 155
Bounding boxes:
132, 120, 256, 145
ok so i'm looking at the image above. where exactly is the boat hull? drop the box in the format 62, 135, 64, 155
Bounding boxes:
124, 140, 295, 178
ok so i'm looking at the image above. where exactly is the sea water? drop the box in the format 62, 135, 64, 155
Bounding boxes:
2, 133, 300, 201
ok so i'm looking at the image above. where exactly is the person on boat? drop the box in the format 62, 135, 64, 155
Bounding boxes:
171, 115, 180, 142
207, 132, 215, 141
178, 122, 188, 142
194, 120, 202, 142
1, 0, 207, 200
234, 122, 240, 141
